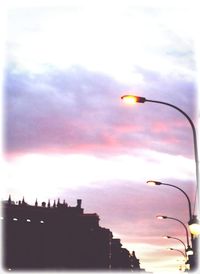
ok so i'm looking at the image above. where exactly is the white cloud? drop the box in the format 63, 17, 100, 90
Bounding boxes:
3, 150, 194, 202
6, 1, 195, 84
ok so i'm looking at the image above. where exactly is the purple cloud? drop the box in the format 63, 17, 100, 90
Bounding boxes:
4, 63, 197, 159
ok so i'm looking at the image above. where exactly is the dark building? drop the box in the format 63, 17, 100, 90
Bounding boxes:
111, 238, 132, 270
2, 196, 143, 271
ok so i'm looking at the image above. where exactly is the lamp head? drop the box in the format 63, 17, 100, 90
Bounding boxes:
147, 180, 162, 186
121, 95, 146, 104
156, 215, 167, 219
167, 248, 174, 251
163, 236, 170, 239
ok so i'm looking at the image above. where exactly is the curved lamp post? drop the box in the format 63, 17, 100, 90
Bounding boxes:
120, 95, 198, 187
167, 248, 187, 259
147, 181, 192, 221
156, 215, 191, 248
121, 94, 199, 235
163, 236, 193, 256
167, 248, 191, 271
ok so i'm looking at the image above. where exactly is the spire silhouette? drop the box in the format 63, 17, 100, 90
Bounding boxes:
8, 195, 11, 205
53, 200, 56, 208
35, 199, 38, 207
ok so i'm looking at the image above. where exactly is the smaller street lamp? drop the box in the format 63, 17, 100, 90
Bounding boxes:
167, 247, 190, 270
163, 236, 193, 256
147, 180, 200, 236
167, 248, 191, 270
157, 215, 196, 270
163, 236, 186, 249
156, 215, 191, 248
167, 247, 187, 259
147, 181, 192, 220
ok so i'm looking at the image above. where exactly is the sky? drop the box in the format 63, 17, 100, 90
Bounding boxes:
1, 0, 199, 273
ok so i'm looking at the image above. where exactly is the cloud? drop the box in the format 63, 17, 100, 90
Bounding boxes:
4, 3, 197, 163
57, 178, 195, 232
4, 64, 197, 159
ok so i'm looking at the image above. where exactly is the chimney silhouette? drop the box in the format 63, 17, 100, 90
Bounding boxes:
42, 202, 46, 208
77, 199, 82, 208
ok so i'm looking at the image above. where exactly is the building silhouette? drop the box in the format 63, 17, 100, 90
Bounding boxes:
2, 196, 143, 271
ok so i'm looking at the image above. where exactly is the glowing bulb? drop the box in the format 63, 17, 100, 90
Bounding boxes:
157, 215, 165, 219
147, 180, 162, 186
147, 181, 157, 186
121, 95, 137, 105
163, 236, 169, 239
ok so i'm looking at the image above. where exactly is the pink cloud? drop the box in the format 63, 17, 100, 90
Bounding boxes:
4, 64, 197, 161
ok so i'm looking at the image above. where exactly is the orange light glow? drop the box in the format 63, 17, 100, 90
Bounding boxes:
121, 95, 137, 105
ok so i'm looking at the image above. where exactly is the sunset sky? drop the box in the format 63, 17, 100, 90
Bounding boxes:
1, 0, 199, 273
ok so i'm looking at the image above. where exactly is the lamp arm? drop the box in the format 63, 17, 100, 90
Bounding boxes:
146, 99, 199, 214
162, 183, 192, 220
167, 217, 190, 247
170, 237, 187, 250
173, 249, 187, 258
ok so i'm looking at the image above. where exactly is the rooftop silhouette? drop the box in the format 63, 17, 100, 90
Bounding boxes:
2, 196, 145, 271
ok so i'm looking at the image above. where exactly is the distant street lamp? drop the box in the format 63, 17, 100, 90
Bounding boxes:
121, 94, 199, 235
167, 248, 187, 259
163, 236, 193, 256
147, 181, 192, 221
156, 215, 191, 248
157, 215, 197, 270
163, 235, 186, 249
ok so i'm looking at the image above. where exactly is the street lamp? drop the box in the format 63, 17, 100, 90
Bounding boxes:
163, 236, 193, 256
147, 181, 192, 221
121, 94, 199, 235
167, 248, 192, 271
157, 216, 197, 270
156, 215, 191, 248
120, 94, 198, 188
167, 248, 187, 259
